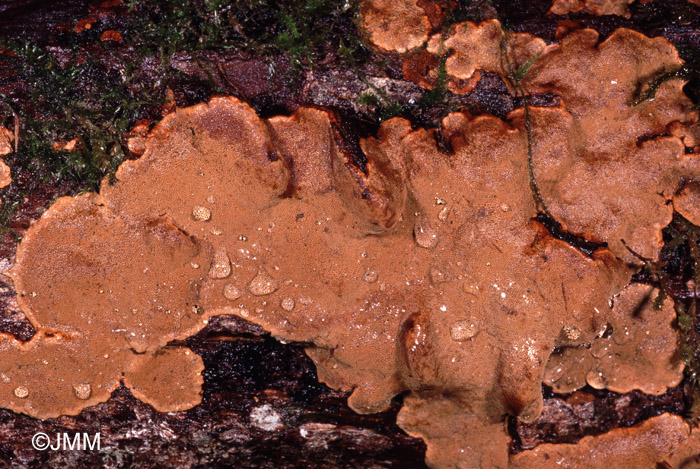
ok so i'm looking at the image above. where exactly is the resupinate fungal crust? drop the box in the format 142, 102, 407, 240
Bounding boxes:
2, 17, 700, 468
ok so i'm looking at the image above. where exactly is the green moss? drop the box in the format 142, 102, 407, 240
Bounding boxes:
631, 66, 696, 106
3, 40, 160, 187
125, 0, 365, 69
419, 50, 451, 108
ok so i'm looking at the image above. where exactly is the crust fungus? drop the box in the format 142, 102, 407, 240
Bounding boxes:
403, 19, 546, 95
511, 413, 700, 468
544, 284, 684, 395
2, 22, 700, 469
523, 28, 700, 263
0, 95, 629, 464
423, 19, 546, 94
359, 0, 430, 53
549, 0, 636, 18
0, 126, 12, 188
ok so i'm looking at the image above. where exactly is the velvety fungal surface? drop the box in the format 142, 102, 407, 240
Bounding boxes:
2, 17, 700, 469
549, 0, 637, 17
360, 0, 430, 53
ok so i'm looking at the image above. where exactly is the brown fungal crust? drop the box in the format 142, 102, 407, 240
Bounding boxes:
123, 347, 204, 412
0, 126, 11, 156
359, 0, 430, 54
3, 23, 700, 467
511, 413, 700, 468
419, 19, 546, 95
0, 333, 126, 418
3, 95, 631, 460
543, 284, 684, 395
675, 181, 700, 226
0, 126, 12, 188
549, 0, 636, 18
523, 28, 699, 263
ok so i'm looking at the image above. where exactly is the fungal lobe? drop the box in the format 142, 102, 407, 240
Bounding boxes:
549, 0, 636, 18
359, 0, 430, 54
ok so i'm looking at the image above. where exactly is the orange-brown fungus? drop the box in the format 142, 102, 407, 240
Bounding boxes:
512, 413, 700, 468
3, 24, 700, 469
0, 126, 12, 188
549, 0, 635, 17
359, 0, 430, 53
523, 28, 700, 263
408, 19, 546, 95
544, 284, 684, 395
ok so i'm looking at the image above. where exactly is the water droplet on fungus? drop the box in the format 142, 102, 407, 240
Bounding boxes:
13, 386, 28, 399
363, 269, 379, 283
590, 341, 609, 359
247, 269, 279, 296
586, 370, 607, 389
223, 284, 242, 301
281, 297, 295, 311
126, 334, 149, 353
450, 320, 479, 341
208, 249, 231, 279
544, 366, 565, 384
191, 205, 211, 222
428, 267, 448, 285
73, 382, 92, 400
414, 215, 439, 249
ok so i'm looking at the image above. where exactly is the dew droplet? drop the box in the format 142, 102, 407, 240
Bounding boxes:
247, 269, 279, 296
13, 386, 28, 399
450, 320, 479, 341
192, 205, 211, 222
586, 370, 606, 389
223, 284, 242, 301
590, 341, 609, 358
298, 296, 313, 305
544, 365, 565, 384
126, 335, 149, 353
363, 269, 378, 283
281, 297, 295, 311
413, 216, 439, 249
73, 382, 92, 400
561, 325, 581, 341
428, 267, 448, 285
208, 249, 231, 279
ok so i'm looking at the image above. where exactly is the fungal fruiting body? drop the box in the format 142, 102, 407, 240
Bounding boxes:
3, 19, 700, 469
